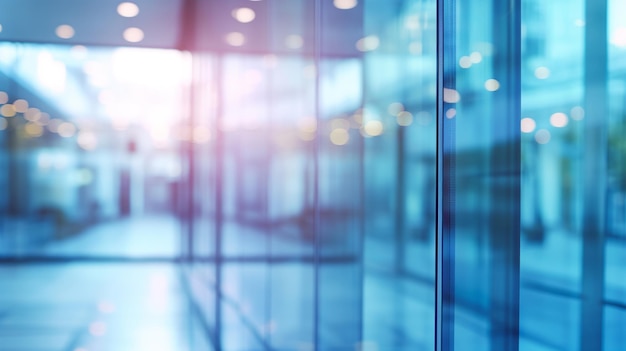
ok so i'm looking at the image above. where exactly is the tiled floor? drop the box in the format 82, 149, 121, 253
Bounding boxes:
0, 263, 213, 351
2, 216, 625, 351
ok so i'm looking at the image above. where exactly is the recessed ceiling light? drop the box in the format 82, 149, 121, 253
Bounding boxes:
232, 8, 255, 23
118, 2, 139, 17
56, 25, 75, 39
225, 32, 245, 47
334, 0, 357, 10
123, 27, 144, 43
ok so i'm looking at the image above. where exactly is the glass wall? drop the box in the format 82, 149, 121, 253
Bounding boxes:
0, 43, 189, 258
1, 0, 626, 350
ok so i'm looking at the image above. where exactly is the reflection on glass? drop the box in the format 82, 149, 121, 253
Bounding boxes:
0, 43, 189, 258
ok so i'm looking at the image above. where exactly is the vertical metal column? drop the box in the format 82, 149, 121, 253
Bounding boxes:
214, 55, 225, 351
312, 1, 322, 350
580, 0, 608, 349
489, 0, 521, 350
436, 0, 456, 349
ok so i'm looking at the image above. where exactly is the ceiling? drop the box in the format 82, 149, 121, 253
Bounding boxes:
0, 0, 364, 56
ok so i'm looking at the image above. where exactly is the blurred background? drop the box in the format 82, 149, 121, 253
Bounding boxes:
0, 0, 624, 350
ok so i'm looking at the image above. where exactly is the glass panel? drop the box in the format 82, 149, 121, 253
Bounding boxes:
0, 43, 189, 259
441, 0, 521, 350
361, 1, 437, 350
519, 1, 586, 350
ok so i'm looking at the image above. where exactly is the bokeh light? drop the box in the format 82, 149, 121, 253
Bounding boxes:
485, 79, 500, 91
117, 2, 139, 17
123, 27, 144, 43
13, 99, 28, 113
232, 7, 256, 23
225, 32, 246, 46
356, 36, 379, 52
397, 111, 413, 126
534, 66, 550, 79
330, 128, 349, 145
56, 24, 75, 39
25, 122, 44, 137
334, 0, 358, 10
363, 120, 383, 136
57, 122, 76, 137
550, 112, 568, 127
1, 104, 16, 117
570, 106, 585, 120
521, 117, 536, 133
535, 129, 551, 144
443, 88, 460, 103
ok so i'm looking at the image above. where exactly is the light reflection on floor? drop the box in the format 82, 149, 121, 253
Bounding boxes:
0, 263, 212, 351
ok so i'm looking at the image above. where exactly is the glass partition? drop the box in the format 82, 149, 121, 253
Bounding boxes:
0, 43, 190, 259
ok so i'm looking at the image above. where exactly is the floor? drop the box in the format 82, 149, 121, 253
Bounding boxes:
0, 263, 212, 351
0, 216, 625, 351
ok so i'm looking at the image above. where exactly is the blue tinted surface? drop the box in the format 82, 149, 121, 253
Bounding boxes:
1, 0, 626, 350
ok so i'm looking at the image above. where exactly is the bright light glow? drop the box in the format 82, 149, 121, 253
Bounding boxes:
521, 117, 536, 133
89, 321, 107, 337
38, 51, 67, 94
0, 118, 6, 130
0, 104, 16, 117
77, 131, 98, 150
123, 27, 144, 43
445, 108, 456, 119
550, 112, 568, 127
285, 34, 304, 49
534, 66, 550, 79
443, 88, 460, 103
225, 32, 246, 46
98, 301, 116, 314
575, 19, 585, 27
470, 51, 482, 63
232, 7, 255, 23
571, 106, 585, 120
37, 112, 50, 126
364, 120, 383, 136
25, 122, 44, 137
13, 99, 28, 113
405, 15, 420, 31
356, 36, 379, 52
193, 126, 211, 144
334, 0, 357, 10
535, 129, 551, 144
387, 102, 404, 116
397, 111, 413, 126
459, 56, 472, 68
48, 119, 63, 133
71, 45, 88, 59
56, 25, 75, 39
0, 91, 7, 104
57, 122, 76, 137
330, 128, 349, 145
485, 79, 500, 91
611, 28, 626, 47
118, 2, 139, 17
0, 24, 3, 33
